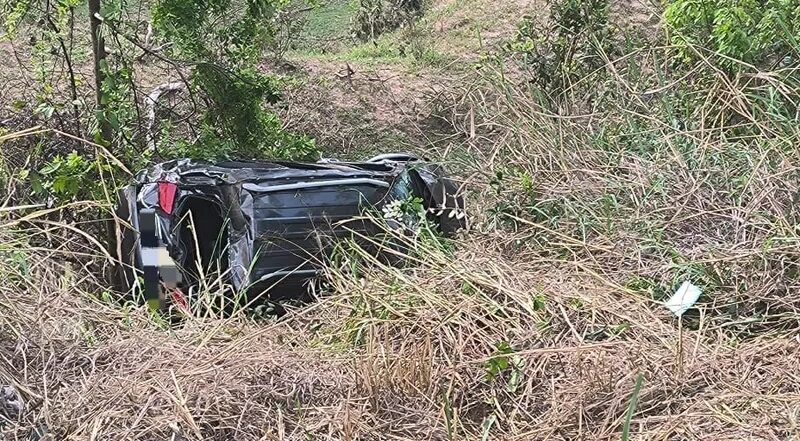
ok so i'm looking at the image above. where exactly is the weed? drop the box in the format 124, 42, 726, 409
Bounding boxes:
665, 0, 800, 70
622, 373, 644, 441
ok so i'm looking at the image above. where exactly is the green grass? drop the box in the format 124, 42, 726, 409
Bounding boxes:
344, 37, 404, 61
289, 0, 457, 68
295, 0, 357, 51
292, 26, 455, 71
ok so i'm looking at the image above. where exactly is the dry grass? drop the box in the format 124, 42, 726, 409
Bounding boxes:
3, 208, 800, 439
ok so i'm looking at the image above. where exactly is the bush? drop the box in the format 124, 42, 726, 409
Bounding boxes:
187, 66, 318, 161
665, 0, 800, 69
152, 0, 320, 161
352, 0, 423, 41
508, 0, 617, 94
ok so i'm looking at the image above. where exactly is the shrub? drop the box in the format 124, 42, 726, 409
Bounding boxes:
32, 151, 111, 201
152, 0, 320, 161
664, 0, 800, 69
352, 0, 423, 41
508, 0, 617, 93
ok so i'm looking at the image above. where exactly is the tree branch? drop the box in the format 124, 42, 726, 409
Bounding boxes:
144, 82, 185, 153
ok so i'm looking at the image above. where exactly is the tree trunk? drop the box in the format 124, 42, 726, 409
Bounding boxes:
88, 0, 113, 143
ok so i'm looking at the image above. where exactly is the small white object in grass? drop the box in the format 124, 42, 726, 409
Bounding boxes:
665, 281, 702, 317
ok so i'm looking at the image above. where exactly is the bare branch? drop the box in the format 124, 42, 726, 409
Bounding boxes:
144, 82, 185, 153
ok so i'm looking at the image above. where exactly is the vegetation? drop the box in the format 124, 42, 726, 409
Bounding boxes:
1, 0, 318, 196
665, 0, 800, 68
153, 0, 319, 160
352, 0, 423, 41
3, 0, 800, 439
509, 0, 616, 93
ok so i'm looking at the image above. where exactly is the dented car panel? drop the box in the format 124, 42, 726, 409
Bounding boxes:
114, 155, 465, 307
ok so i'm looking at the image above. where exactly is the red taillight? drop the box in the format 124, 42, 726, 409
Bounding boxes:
170, 288, 190, 314
158, 182, 177, 215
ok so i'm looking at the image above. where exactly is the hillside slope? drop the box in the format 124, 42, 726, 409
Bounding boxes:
4, 0, 800, 439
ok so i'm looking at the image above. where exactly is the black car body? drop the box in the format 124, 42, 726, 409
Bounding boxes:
113, 154, 465, 309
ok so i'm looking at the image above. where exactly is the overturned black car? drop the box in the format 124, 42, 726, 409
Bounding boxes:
113, 154, 465, 311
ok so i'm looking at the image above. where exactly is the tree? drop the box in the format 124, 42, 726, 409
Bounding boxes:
152, 0, 318, 160
2, 0, 317, 167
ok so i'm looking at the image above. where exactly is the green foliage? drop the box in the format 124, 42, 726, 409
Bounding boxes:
352, 0, 422, 41
94, 60, 139, 148
3, 249, 29, 275
508, 0, 616, 92
153, 0, 319, 161
625, 275, 668, 300
1, 0, 27, 36
32, 151, 110, 201
484, 341, 525, 393
484, 341, 513, 380
664, 0, 800, 69
2, 0, 84, 125
1, 0, 81, 37
154, 0, 276, 63
378, 192, 455, 257
192, 66, 317, 161
382, 195, 426, 230
294, 0, 356, 51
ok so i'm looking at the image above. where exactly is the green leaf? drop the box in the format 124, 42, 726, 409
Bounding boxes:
29, 172, 44, 195
39, 159, 61, 175
485, 341, 516, 380
622, 373, 645, 441
51, 176, 70, 195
